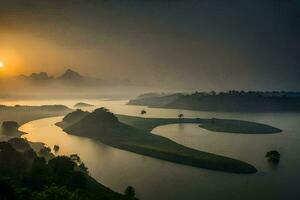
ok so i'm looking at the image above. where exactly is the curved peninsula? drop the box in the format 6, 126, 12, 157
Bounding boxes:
56, 108, 258, 174
116, 115, 281, 134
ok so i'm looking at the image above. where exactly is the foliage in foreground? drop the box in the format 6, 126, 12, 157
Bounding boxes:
0, 139, 136, 200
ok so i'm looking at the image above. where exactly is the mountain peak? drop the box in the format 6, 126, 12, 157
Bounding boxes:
58, 69, 83, 81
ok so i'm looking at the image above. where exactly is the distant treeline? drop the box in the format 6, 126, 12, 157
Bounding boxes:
128, 91, 300, 112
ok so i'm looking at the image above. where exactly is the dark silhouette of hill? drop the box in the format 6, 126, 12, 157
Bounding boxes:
0, 105, 73, 126
16, 69, 107, 88
128, 91, 300, 112
0, 138, 135, 200
57, 69, 84, 81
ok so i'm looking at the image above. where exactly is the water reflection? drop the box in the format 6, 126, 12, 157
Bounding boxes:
13, 99, 300, 200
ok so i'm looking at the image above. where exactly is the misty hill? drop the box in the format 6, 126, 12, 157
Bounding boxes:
128, 93, 183, 107
128, 91, 300, 112
20, 69, 86, 83
12, 68, 137, 91
57, 69, 84, 81
0, 104, 72, 125
56, 108, 257, 174
19, 72, 54, 84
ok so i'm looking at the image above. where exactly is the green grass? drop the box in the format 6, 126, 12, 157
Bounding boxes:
199, 118, 281, 134
116, 115, 281, 134
116, 115, 200, 132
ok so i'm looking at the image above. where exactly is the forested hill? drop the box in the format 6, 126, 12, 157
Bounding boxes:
0, 138, 136, 200
128, 91, 300, 112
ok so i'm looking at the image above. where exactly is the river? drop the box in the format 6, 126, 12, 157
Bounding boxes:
5, 99, 299, 200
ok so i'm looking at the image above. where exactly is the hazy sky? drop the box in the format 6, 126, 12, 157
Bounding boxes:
0, 0, 299, 91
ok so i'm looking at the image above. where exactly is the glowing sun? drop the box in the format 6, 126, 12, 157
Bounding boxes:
0, 61, 4, 68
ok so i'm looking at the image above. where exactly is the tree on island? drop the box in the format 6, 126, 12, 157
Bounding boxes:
141, 109, 147, 115
178, 113, 184, 119
266, 150, 280, 164
124, 186, 135, 198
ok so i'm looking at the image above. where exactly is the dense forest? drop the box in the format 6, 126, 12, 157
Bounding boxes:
128, 91, 300, 112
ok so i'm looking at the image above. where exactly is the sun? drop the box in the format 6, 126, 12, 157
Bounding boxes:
0, 61, 3, 68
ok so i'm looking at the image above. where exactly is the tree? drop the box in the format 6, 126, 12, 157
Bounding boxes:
8, 137, 31, 152
48, 156, 76, 177
39, 146, 53, 159
78, 163, 89, 174
25, 157, 49, 191
124, 186, 135, 198
178, 114, 184, 119
54, 145, 60, 154
141, 109, 147, 115
266, 150, 280, 164
70, 154, 81, 164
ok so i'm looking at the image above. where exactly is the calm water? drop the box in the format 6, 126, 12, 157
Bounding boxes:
5, 99, 300, 200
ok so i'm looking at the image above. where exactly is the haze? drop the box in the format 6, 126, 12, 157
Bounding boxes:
0, 0, 299, 91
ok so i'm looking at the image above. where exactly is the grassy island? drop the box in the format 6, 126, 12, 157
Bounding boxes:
56, 108, 258, 174
198, 118, 281, 134
116, 115, 281, 134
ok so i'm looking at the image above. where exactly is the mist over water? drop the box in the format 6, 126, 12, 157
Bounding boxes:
0, 1, 299, 199
1, 0, 299, 91
15, 99, 300, 200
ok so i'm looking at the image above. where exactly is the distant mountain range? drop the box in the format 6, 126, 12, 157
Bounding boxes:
20, 69, 90, 83
16, 69, 137, 88
128, 91, 300, 112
